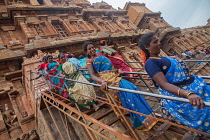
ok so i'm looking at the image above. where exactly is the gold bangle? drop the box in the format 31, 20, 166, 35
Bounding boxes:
183, 91, 192, 98
186, 92, 194, 97
182, 91, 188, 97
177, 88, 181, 96
86, 63, 92, 65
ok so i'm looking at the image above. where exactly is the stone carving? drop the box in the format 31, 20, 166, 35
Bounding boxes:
29, 130, 39, 140
20, 133, 29, 140
116, 44, 143, 72
0, 1, 209, 140
15, 129, 39, 140
21, 111, 28, 118
72, 21, 84, 30
22, 50, 59, 65
9, 90, 19, 100
3, 104, 18, 128
1, 26, 16, 31
34, 25, 44, 35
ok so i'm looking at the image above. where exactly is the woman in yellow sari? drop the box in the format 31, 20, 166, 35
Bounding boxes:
62, 62, 99, 110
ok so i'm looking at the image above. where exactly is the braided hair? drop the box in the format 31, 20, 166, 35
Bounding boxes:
139, 32, 155, 62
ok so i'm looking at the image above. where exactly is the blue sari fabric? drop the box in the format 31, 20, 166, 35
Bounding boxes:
67, 58, 81, 69
93, 56, 157, 130
47, 62, 65, 95
159, 57, 210, 134
79, 58, 91, 79
79, 58, 87, 67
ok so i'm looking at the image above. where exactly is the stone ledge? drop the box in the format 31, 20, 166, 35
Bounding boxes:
0, 49, 25, 62
159, 27, 181, 41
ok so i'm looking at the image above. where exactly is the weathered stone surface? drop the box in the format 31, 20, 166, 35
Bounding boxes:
37, 110, 55, 140
0, 45, 6, 50
1, 26, 16, 31
0, 1, 209, 140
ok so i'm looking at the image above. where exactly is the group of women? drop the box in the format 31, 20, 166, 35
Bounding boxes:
36, 32, 210, 135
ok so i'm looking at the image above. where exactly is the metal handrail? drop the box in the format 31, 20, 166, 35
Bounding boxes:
79, 69, 210, 79
31, 72, 210, 107
126, 60, 210, 63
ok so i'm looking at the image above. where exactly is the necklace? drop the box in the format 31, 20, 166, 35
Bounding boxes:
149, 57, 161, 59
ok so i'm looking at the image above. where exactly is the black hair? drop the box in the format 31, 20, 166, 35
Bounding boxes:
61, 50, 67, 53
83, 42, 94, 58
99, 40, 106, 46
78, 55, 85, 60
139, 32, 155, 60
58, 53, 65, 60
42, 56, 47, 62
47, 55, 53, 60
66, 54, 73, 58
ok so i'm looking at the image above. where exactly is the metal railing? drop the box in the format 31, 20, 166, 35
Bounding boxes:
79, 69, 210, 80
31, 72, 210, 107
126, 60, 210, 63
30, 71, 210, 137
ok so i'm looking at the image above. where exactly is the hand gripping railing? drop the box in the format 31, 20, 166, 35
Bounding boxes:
31, 72, 210, 107
31, 71, 210, 137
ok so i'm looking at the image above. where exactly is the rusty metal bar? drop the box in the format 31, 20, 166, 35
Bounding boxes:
41, 91, 135, 140
43, 97, 66, 140
106, 91, 140, 140
42, 85, 210, 137
190, 69, 210, 70
63, 113, 80, 140
62, 83, 96, 139
137, 74, 154, 93
58, 111, 72, 140
31, 71, 210, 137
183, 60, 210, 62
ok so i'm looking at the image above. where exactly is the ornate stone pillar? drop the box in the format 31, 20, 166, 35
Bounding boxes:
83, 21, 92, 30
46, 20, 57, 34
61, 19, 73, 35
64, 21, 74, 35
91, 20, 104, 31
115, 20, 126, 30
19, 21, 33, 38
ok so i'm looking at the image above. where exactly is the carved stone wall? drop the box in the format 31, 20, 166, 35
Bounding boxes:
0, 0, 210, 139
160, 27, 210, 57
125, 2, 210, 76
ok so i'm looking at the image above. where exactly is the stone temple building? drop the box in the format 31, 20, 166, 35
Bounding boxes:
0, 0, 209, 140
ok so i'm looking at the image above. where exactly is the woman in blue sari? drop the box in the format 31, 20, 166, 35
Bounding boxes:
140, 32, 210, 134
45, 55, 65, 95
83, 42, 160, 135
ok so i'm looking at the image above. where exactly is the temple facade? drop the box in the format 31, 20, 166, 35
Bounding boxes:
0, 0, 209, 139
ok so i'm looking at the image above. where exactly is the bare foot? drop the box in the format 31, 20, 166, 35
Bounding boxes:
148, 128, 163, 136
93, 104, 99, 111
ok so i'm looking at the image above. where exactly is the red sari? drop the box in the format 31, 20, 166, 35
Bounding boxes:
107, 53, 137, 78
